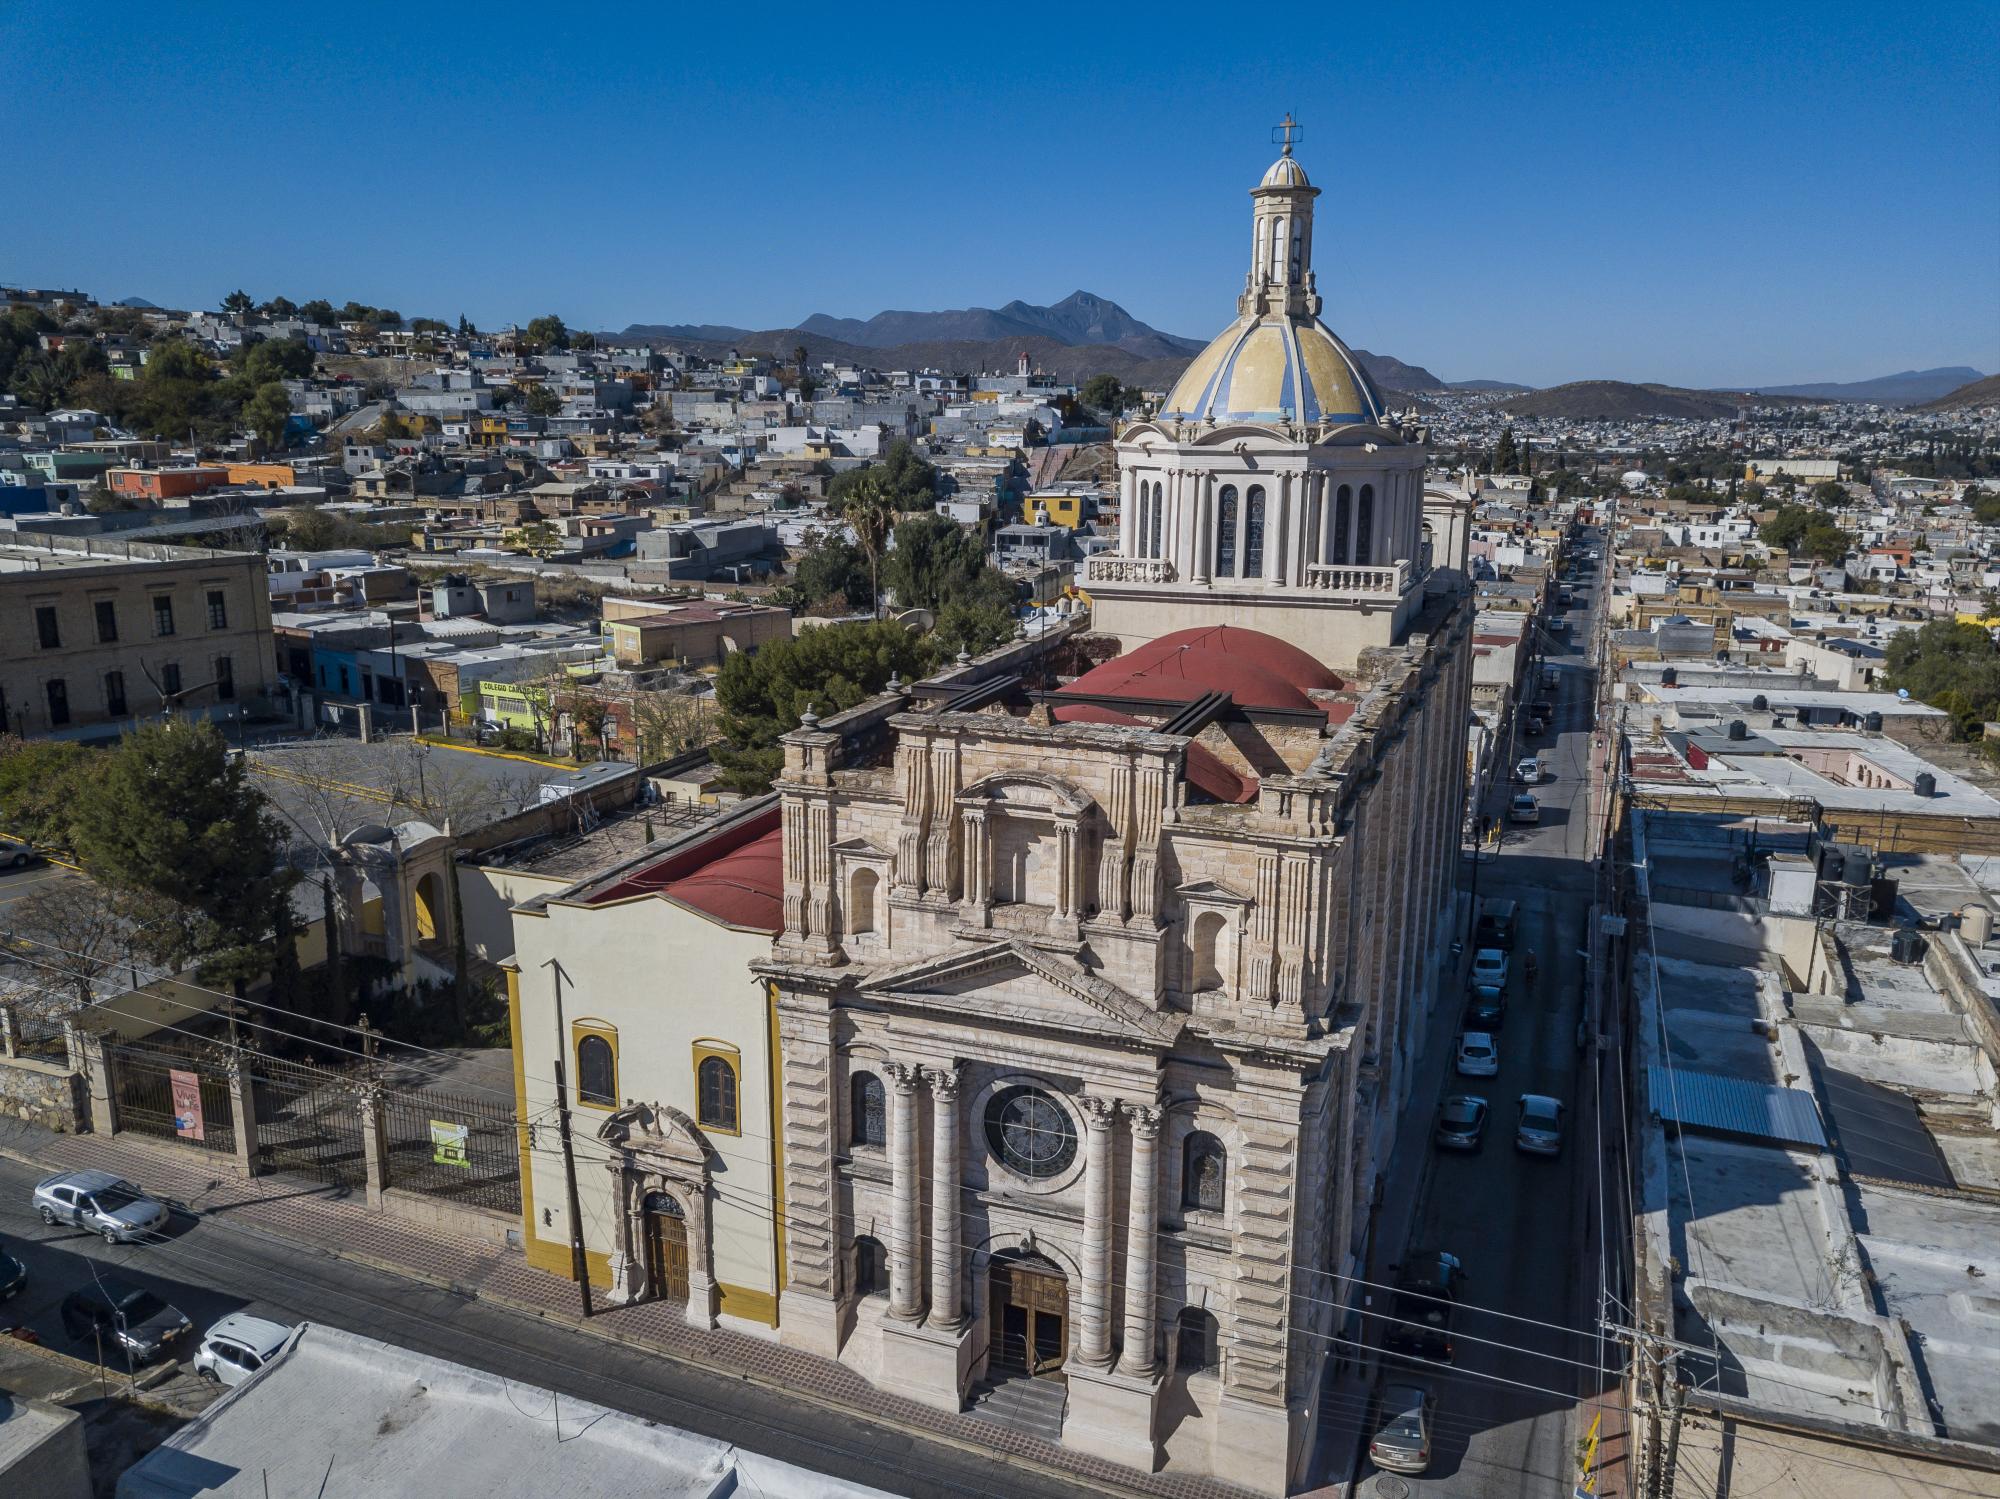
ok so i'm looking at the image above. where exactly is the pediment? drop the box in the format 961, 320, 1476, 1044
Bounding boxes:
1177, 877, 1251, 906
864, 940, 1182, 1048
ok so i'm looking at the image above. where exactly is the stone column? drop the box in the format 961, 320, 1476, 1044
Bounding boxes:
925, 1062, 965, 1327
357, 1082, 387, 1204
1078, 1095, 1119, 1366
887, 1062, 924, 1320
961, 809, 990, 916
226, 1058, 260, 1180
1192, 474, 1212, 584
1117, 1104, 1162, 1376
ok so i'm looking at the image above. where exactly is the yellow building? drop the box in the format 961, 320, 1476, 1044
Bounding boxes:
504, 802, 787, 1329
1025, 490, 1090, 529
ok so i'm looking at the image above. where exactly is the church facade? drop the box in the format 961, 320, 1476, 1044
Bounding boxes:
757, 143, 1476, 1492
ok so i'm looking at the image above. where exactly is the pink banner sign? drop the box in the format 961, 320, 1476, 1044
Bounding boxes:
169, 1068, 205, 1141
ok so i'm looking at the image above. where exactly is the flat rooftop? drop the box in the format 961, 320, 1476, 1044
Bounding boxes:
477, 798, 719, 880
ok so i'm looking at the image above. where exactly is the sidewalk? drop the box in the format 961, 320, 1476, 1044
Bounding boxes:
0, 1118, 1248, 1499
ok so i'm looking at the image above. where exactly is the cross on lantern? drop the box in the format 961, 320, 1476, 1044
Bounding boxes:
1272, 113, 1303, 155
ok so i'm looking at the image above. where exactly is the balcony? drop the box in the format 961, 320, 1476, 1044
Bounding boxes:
1304, 560, 1411, 596
1083, 556, 1179, 585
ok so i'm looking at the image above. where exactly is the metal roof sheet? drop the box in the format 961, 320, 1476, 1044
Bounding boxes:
1649, 1065, 1827, 1149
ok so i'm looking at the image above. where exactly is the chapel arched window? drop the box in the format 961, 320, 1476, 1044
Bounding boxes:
1334, 485, 1351, 563
1355, 484, 1375, 566
1244, 486, 1266, 578
1215, 487, 1238, 577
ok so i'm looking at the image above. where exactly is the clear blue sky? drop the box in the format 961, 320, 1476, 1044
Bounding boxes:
7, 1, 1996, 389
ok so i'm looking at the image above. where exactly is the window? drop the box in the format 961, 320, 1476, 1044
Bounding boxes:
152, 595, 175, 637
850, 1071, 886, 1148
45, 679, 70, 727
206, 589, 228, 630
576, 1034, 616, 1107
1182, 1131, 1226, 1213
95, 600, 118, 643
1177, 1307, 1218, 1372
1150, 482, 1165, 560
35, 606, 60, 650
984, 1084, 1078, 1180
1215, 486, 1238, 577
1189, 911, 1227, 991
1355, 484, 1374, 566
853, 1235, 888, 1297
1334, 485, 1351, 563
214, 656, 234, 701
1244, 485, 1266, 578
104, 671, 127, 717
160, 662, 182, 697
697, 1055, 739, 1133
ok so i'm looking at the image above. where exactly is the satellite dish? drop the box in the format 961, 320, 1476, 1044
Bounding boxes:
1896, 688, 1910, 701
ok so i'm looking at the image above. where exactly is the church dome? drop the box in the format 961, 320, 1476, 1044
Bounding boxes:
1159, 313, 1386, 427
1260, 154, 1310, 188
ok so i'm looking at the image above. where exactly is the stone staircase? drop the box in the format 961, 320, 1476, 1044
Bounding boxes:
962, 1372, 1067, 1442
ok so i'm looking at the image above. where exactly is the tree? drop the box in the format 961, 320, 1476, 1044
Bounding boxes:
827, 439, 939, 512
67, 721, 295, 982
299, 299, 336, 325
0, 737, 102, 851
882, 513, 1016, 616
712, 621, 934, 793
221, 289, 255, 316
245, 381, 294, 451
630, 689, 718, 763
262, 295, 298, 318
1079, 373, 1125, 415
571, 330, 597, 351
1885, 621, 2000, 738
458, 314, 475, 337
523, 314, 569, 352
841, 473, 894, 619
2, 877, 129, 1010
1493, 427, 1519, 475
1759, 504, 1850, 561
1809, 480, 1847, 507
522, 383, 561, 417
784, 527, 874, 612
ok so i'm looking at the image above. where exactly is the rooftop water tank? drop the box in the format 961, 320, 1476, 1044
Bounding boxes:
1864, 711, 1884, 732
1661, 667, 1677, 687
1963, 905, 1994, 946
1727, 719, 1748, 740
1843, 851, 1872, 887
1752, 694, 1768, 710
1891, 928, 1926, 965
1914, 771, 1937, 798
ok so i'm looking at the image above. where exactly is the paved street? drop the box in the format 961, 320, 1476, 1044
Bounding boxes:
1351, 528, 1618, 1498
0, 1149, 1096, 1499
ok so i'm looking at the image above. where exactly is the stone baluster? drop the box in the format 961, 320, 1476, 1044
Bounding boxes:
1078, 1095, 1120, 1366
886, 1062, 924, 1320
925, 1062, 965, 1327
1117, 1105, 1162, 1376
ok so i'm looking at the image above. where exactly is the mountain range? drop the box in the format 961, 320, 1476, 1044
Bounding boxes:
1916, 373, 2000, 412
1749, 367, 1985, 405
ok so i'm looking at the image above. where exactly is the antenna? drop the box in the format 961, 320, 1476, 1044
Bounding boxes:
1271, 112, 1303, 155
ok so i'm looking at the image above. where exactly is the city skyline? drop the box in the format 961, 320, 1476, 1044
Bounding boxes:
5, 1, 1997, 389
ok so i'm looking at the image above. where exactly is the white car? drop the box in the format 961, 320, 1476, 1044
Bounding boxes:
1470, 948, 1509, 989
1456, 1032, 1500, 1077
1516, 1094, 1566, 1156
1514, 757, 1542, 785
193, 1313, 293, 1387
1509, 793, 1540, 825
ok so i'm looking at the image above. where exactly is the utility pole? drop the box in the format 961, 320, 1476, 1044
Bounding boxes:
543, 957, 593, 1318
1658, 1355, 1688, 1499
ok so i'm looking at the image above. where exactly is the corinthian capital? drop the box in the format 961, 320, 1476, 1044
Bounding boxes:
884, 1060, 922, 1092
924, 1060, 965, 1100
1126, 1103, 1163, 1139
1079, 1094, 1121, 1129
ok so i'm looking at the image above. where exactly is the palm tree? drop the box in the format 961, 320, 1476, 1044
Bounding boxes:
841, 474, 893, 620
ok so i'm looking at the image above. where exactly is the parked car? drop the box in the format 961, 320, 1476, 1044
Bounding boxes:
32, 1170, 171, 1244
1513, 757, 1542, 785
1509, 793, 1541, 825
60, 1278, 191, 1363
1382, 1251, 1464, 1362
1470, 948, 1509, 989
0, 836, 40, 869
1433, 1094, 1489, 1151
1455, 1031, 1500, 1077
1516, 1094, 1567, 1156
1541, 666, 1559, 690
0, 1242, 25, 1300
193, 1313, 293, 1387
1369, 1382, 1434, 1474
1463, 984, 1506, 1030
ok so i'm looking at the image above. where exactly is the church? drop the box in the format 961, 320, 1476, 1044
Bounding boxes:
756, 136, 1476, 1491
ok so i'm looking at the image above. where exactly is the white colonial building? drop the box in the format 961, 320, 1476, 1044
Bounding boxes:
754, 141, 1477, 1493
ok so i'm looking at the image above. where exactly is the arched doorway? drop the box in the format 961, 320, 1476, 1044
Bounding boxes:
642, 1190, 689, 1303
413, 871, 444, 943
988, 1250, 1068, 1379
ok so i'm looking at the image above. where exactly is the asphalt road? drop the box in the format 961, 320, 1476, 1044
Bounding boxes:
1356, 529, 1614, 1498
0, 1151, 1093, 1499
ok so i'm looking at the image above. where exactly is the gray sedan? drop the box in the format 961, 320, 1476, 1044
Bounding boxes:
33, 1170, 171, 1244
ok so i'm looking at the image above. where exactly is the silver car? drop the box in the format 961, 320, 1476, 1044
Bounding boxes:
1369, 1381, 1434, 1475
33, 1170, 171, 1244
1516, 1094, 1566, 1156
193, 1312, 294, 1387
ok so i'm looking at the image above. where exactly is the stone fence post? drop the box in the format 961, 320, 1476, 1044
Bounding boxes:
66, 1022, 117, 1136
226, 1057, 260, 1178
0, 1003, 14, 1060
359, 1085, 389, 1209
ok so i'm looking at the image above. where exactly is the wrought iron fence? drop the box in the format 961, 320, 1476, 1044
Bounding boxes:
249, 1052, 368, 1191
11, 1007, 71, 1063
380, 1080, 521, 1215
105, 1039, 238, 1156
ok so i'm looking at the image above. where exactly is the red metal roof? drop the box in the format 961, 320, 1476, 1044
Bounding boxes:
1060, 624, 1347, 720
585, 807, 785, 932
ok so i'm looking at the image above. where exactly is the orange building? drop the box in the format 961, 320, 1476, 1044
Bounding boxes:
106, 466, 229, 502
223, 462, 298, 489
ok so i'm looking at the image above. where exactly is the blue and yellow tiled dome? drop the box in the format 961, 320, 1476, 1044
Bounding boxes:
1159, 314, 1386, 428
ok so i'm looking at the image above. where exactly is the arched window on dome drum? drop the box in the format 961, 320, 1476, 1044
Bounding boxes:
1333, 485, 1351, 564
1151, 484, 1165, 560
1182, 1131, 1226, 1213
1305, 483, 1322, 565
1243, 486, 1266, 578
1134, 483, 1148, 557
1215, 486, 1238, 577
1355, 484, 1375, 567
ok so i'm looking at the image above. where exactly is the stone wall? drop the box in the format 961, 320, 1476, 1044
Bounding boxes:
0, 1057, 88, 1133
